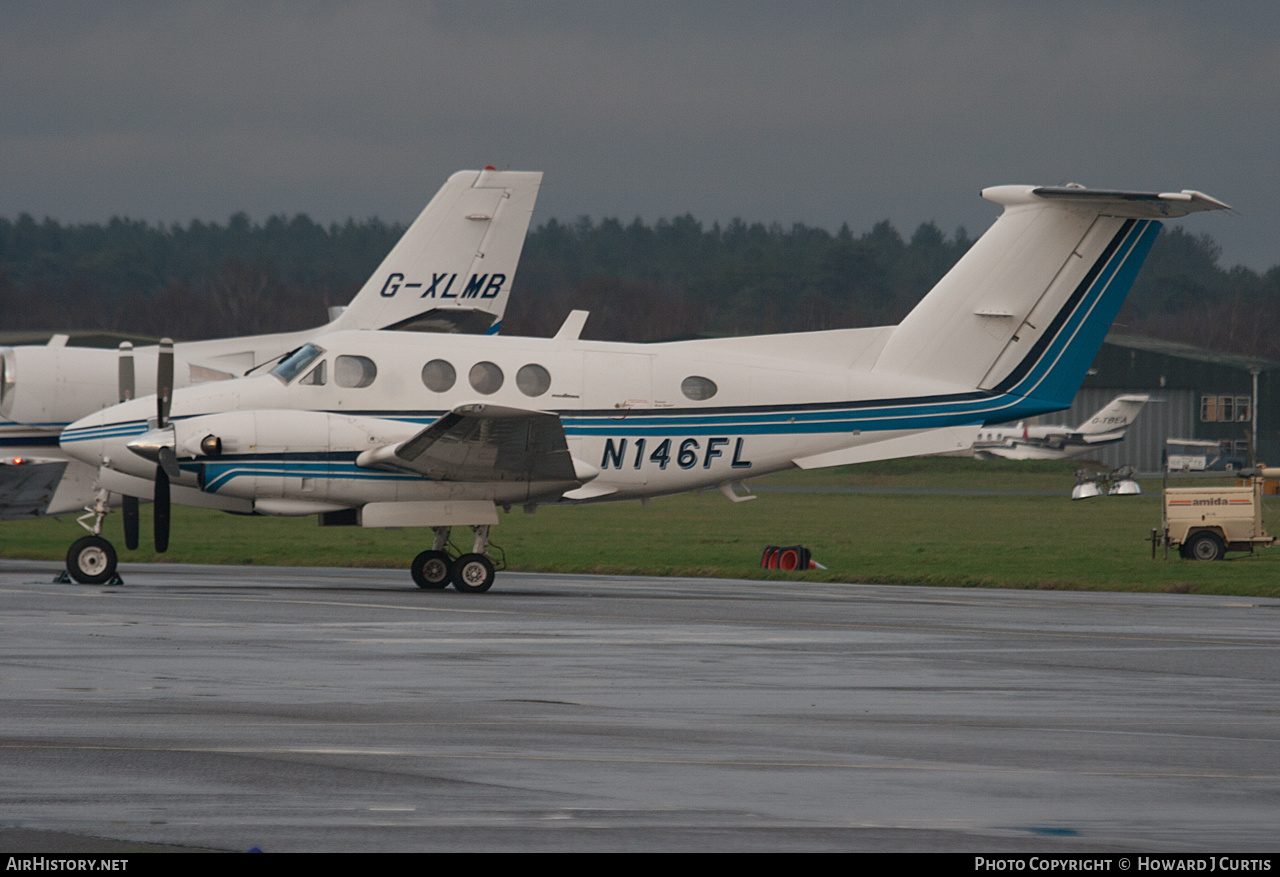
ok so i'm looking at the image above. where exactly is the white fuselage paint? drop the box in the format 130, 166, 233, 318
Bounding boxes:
58, 185, 1229, 527
60, 327, 980, 510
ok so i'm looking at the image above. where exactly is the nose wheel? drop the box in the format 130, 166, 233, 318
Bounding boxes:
66, 535, 119, 585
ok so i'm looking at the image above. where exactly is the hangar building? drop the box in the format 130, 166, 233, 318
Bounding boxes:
1032, 333, 1280, 472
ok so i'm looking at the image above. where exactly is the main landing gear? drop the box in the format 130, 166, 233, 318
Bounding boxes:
411, 525, 499, 593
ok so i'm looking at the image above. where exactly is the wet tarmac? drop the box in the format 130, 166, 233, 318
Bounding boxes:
1, 560, 1277, 852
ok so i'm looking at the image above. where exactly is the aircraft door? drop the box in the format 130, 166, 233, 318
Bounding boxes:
584, 352, 652, 412
583, 352, 653, 487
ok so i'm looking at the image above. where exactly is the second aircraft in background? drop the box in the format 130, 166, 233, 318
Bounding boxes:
0, 168, 542, 521
972, 394, 1151, 461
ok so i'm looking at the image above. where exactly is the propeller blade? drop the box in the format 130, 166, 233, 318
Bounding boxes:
157, 446, 181, 480
117, 342, 135, 403
122, 495, 139, 551
154, 466, 170, 554
118, 342, 142, 544
157, 338, 174, 429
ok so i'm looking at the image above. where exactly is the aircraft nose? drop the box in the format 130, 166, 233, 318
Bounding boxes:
59, 412, 109, 465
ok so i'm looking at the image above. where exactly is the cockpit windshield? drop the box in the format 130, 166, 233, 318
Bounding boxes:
271, 343, 325, 384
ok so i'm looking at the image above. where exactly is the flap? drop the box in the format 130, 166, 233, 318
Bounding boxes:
356, 403, 579, 483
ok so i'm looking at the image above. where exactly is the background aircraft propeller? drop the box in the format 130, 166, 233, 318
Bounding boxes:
154, 338, 174, 553
117, 342, 140, 551
123, 338, 176, 553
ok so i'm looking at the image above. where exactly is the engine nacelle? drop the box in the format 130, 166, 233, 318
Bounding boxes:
0, 344, 188, 426
170, 410, 417, 503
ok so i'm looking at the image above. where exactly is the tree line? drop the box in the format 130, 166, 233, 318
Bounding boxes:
2, 210, 1277, 360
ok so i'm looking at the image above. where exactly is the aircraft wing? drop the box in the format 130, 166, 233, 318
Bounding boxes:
355, 404, 582, 483
0, 459, 68, 520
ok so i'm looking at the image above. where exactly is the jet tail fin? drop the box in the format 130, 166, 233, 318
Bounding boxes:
1074, 394, 1150, 435
872, 186, 1226, 412
331, 169, 542, 335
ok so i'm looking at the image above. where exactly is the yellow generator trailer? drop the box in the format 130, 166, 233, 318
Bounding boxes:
1160, 468, 1280, 561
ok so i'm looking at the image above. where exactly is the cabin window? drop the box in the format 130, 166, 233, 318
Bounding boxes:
421, 359, 456, 393
516, 364, 551, 397
681, 375, 717, 401
335, 355, 377, 388
299, 361, 326, 386
271, 343, 325, 384
469, 361, 504, 395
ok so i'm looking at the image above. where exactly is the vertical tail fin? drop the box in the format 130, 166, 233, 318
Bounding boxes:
1075, 394, 1150, 435
872, 186, 1227, 411
331, 169, 542, 334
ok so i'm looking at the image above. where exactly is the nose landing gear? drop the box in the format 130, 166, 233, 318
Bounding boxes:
62, 488, 123, 585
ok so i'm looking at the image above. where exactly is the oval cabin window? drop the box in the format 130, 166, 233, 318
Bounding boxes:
516, 364, 551, 397
469, 361, 504, 395
335, 355, 377, 388
421, 359, 456, 392
681, 375, 717, 401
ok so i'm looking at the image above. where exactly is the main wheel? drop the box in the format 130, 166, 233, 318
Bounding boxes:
1187, 531, 1226, 562
66, 535, 118, 585
411, 550, 452, 590
451, 553, 495, 593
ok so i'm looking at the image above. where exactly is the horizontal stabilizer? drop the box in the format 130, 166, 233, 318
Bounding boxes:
1020, 186, 1230, 218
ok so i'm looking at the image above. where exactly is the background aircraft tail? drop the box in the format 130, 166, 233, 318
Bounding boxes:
330, 169, 542, 335
872, 186, 1227, 412
1075, 394, 1150, 435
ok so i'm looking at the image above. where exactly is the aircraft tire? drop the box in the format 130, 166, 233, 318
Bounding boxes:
66, 535, 118, 585
1186, 531, 1226, 562
411, 550, 452, 590
451, 553, 495, 593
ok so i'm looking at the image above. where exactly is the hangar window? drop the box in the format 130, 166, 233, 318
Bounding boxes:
681, 375, 717, 401
421, 359, 456, 393
469, 361, 504, 395
1201, 395, 1252, 423
335, 355, 377, 388
516, 364, 551, 397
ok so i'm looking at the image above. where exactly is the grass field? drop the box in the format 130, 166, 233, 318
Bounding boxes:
5, 458, 1279, 597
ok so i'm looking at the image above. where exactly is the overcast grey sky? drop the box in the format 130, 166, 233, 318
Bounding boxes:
1, 2, 1276, 269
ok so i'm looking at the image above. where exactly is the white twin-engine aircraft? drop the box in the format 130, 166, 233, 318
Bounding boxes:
0, 168, 542, 521
60, 184, 1227, 592
972, 394, 1151, 461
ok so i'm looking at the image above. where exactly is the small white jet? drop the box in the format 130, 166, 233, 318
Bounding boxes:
972, 394, 1151, 460
0, 168, 542, 522
60, 184, 1227, 591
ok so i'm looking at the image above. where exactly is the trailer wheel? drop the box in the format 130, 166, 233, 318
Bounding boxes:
1186, 532, 1226, 562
